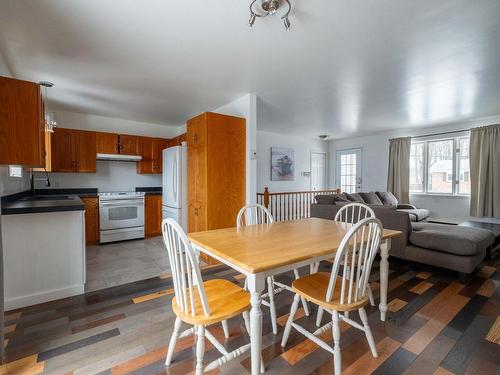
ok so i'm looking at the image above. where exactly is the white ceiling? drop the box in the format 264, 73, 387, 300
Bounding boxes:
1, 0, 500, 138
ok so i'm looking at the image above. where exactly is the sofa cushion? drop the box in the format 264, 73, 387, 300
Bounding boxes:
376, 191, 399, 206
359, 192, 383, 206
410, 222, 494, 256
315, 195, 337, 204
344, 193, 365, 203
398, 208, 429, 222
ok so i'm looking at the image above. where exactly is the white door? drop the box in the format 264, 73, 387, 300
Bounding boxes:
311, 152, 327, 191
335, 148, 362, 193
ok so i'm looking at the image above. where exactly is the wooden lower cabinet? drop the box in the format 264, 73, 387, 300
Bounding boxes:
82, 197, 99, 245
145, 194, 162, 237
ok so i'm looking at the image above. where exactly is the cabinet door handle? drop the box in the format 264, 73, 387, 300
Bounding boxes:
76, 161, 80, 169
194, 133, 198, 142
194, 207, 198, 216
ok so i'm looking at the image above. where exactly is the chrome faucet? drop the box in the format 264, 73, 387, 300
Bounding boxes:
30, 168, 51, 196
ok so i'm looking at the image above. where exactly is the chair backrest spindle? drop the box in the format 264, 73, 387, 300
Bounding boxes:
326, 217, 383, 306
334, 202, 375, 224
236, 204, 274, 227
161, 218, 210, 317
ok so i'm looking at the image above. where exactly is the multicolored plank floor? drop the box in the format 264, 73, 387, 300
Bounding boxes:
2, 253, 500, 375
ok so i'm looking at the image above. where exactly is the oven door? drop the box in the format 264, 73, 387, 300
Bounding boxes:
99, 199, 145, 231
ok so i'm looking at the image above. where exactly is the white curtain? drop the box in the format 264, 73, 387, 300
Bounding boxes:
470, 124, 500, 218
387, 137, 411, 204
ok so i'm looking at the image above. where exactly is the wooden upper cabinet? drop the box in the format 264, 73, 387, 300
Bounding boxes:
0, 76, 45, 166
137, 137, 169, 174
96, 132, 139, 155
96, 132, 119, 154
51, 128, 96, 173
51, 128, 76, 172
119, 134, 139, 155
74, 130, 96, 172
137, 137, 155, 174
169, 133, 186, 147
187, 114, 206, 146
156, 138, 170, 173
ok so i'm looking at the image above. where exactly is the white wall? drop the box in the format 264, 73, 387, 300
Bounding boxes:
0, 54, 12, 77
328, 115, 500, 223
53, 110, 182, 138
257, 130, 329, 193
0, 167, 29, 197
213, 94, 257, 204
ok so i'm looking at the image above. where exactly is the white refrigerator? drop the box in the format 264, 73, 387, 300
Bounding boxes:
162, 143, 188, 231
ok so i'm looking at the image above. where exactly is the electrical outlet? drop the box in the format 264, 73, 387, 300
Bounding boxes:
250, 150, 257, 159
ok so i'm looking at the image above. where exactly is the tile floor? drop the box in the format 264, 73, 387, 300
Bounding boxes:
85, 236, 171, 292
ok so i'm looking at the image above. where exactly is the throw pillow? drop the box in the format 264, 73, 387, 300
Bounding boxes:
334, 194, 350, 203
344, 192, 365, 203
376, 191, 399, 206
359, 192, 383, 205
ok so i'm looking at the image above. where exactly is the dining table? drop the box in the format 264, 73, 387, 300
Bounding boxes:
188, 217, 401, 375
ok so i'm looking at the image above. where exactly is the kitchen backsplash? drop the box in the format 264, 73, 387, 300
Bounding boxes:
34, 160, 161, 192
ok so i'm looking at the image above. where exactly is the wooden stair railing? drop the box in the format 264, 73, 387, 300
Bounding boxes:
256, 187, 341, 222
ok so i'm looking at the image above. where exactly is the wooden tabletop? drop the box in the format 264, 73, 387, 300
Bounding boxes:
188, 218, 401, 274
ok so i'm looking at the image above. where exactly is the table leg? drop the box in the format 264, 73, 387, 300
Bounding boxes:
379, 238, 391, 321
247, 275, 265, 375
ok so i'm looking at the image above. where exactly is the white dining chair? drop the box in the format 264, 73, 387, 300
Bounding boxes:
281, 217, 383, 375
315, 202, 377, 326
236, 204, 310, 335
162, 218, 264, 374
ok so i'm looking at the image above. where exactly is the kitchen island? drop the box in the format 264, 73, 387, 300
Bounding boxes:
1, 194, 86, 310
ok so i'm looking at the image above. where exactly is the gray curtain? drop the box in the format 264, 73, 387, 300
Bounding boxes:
387, 137, 411, 204
470, 124, 500, 218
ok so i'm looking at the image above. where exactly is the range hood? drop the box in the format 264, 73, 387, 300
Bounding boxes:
97, 153, 142, 162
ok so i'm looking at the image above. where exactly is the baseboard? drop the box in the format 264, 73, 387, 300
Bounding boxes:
5, 284, 85, 311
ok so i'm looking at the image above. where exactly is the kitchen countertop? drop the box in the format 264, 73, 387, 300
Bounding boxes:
35, 188, 99, 198
136, 187, 162, 195
1, 194, 85, 215
0, 187, 163, 215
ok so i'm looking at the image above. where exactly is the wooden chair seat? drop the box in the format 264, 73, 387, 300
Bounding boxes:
292, 272, 369, 312
172, 279, 250, 325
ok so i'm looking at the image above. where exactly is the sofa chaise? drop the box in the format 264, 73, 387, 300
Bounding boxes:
311, 195, 495, 280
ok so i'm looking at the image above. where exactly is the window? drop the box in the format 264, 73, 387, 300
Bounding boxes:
8, 165, 22, 178
410, 133, 470, 196
336, 148, 362, 193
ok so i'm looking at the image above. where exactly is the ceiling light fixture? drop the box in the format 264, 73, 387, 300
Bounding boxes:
39, 81, 57, 133
249, 0, 292, 30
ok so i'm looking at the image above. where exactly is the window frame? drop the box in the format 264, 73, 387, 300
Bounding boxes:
409, 132, 470, 197
335, 148, 363, 194
8, 165, 23, 179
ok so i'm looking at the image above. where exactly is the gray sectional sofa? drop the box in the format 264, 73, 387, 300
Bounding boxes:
311, 194, 495, 279
315, 191, 430, 222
